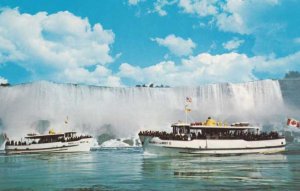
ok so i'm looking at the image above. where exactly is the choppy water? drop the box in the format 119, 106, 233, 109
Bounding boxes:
1, 144, 300, 191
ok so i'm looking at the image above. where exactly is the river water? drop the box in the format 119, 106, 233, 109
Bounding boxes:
1, 143, 300, 191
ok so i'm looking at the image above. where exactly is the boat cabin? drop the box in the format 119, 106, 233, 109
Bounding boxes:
172, 123, 258, 133
24, 131, 79, 143
5, 131, 85, 146
25, 133, 65, 143
64, 132, 77, 138
139, 121, 280, 141
171, 122, 261, 140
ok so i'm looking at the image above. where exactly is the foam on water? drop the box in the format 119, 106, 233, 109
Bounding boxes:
0, 80, 288, 141
100, 139, 131, 148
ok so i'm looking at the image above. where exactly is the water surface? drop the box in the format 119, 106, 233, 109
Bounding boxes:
1, 144, 300, 190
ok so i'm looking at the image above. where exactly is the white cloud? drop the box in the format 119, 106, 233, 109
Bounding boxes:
294, 38, 300, 44
253, 51, 300, 76
151, 34, 196, 56
119, 63, 143, 81
216, 0, 280, 34
128, 0, 141, 5
149, 0, 217, 17
174, 0, 280, 35
119, 52, 256, 86
119, 51, 300, 86
216, 12, 249, 34
223, 38, 244, 51
208, 41, 217, 52
129, 0, 280, 38
0, 76, 8, 84
0, 8, 119, 85
178, 0, 218, 17
215, 0, 250, 34
150, 0, 177, 16
62, 65, 122, 87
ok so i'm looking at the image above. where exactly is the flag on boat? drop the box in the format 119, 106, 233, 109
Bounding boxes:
186, 97, 192, 103
287, 118, 300, 128
65, 116, 69, 124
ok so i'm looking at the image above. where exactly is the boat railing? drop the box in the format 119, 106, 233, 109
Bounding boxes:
6, 141, 28, 146
5, 135, 93, 146
64, 135, 92, 142
138, 131, 283, 141
190, 122, 250, 127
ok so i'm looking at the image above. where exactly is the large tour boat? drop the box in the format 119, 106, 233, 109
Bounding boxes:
5, 130, 93, 154
139, 117, 286, 155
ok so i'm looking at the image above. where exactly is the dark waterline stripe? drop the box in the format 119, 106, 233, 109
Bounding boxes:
5, 144, 78, 152
163, 145, 286, 151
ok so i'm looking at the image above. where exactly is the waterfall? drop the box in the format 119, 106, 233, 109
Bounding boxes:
0, 80, 286, 140
0, 134, 5, 150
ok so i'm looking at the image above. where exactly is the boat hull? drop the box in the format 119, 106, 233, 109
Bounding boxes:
140, 136, 286, 155
5, 138, 93, 154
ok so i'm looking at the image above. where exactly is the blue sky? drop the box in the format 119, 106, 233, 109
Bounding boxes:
0, 0, 299, 86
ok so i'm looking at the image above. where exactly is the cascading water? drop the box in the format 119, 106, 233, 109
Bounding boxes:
0, 80, 288, 143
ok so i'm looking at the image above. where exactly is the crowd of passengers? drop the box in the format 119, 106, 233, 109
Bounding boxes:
139, 131, 191, 140
138, 130, 280, 141
59, 135, 92, 142
5, 135, 92, 146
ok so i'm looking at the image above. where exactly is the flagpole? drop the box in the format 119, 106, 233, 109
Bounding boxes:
185, 97, 192, 124
185, 109, 187, 124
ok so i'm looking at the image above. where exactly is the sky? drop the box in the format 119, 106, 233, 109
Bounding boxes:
0, 0, 299, 86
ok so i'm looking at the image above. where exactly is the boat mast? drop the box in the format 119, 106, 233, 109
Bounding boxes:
185, 97, 192, 124
185, 105, 188, 124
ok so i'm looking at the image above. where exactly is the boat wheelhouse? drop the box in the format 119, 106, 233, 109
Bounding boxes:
5, 131, 93, 154
139, 120, 286, 155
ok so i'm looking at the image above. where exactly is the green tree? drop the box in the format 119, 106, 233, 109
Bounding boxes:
284, 71, 300, 79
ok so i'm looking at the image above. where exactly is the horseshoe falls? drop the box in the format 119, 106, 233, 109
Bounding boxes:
0, 79, 294, 141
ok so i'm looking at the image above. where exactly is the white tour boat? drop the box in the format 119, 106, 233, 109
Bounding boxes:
5, 131, 93, 154
139, 118, 286, 155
